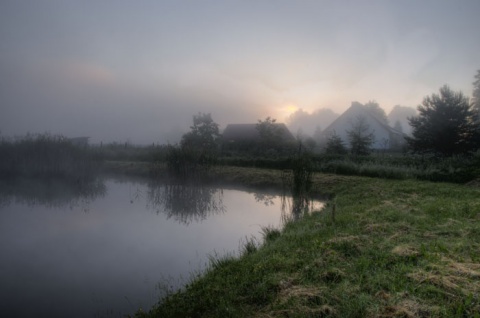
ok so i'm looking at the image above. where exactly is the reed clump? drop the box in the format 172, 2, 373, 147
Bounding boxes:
0, 133, 100, 183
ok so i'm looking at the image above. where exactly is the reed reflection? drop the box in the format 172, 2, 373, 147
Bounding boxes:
281, 153, 317, 221
0, 177, 106, 210
147, 181, 225, 225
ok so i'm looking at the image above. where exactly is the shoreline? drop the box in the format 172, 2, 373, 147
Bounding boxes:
122, 161, 480, 317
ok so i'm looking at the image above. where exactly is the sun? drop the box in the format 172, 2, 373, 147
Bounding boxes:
279, 103, 299, 120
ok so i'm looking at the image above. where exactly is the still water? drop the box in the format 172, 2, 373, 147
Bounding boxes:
0, 177, 323, 317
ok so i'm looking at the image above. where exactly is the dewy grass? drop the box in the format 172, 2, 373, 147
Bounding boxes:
134, 168, 480, 318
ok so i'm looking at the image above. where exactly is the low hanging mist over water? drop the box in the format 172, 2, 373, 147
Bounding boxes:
0, 177, 323, 318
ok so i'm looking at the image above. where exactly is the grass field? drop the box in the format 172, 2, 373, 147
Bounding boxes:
130, 166, 480, 317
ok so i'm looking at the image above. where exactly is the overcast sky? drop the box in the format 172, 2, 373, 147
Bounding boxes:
1, 0, 479, 144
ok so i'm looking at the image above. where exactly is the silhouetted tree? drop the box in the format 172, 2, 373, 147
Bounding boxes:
168, 113, 221, 179
324, 131, 347, 155
256, 116, 283, 153
304, 137, 316, 152
313, 125, 323, 141
473, 70, 480, 117
181, 113, 221, 153
347, 116, 375, 156
364, 100, 388, 125
406, 85, 479, 156
393, 120, 403, 133
287, 108, 339, 136
256, 117, 280, 142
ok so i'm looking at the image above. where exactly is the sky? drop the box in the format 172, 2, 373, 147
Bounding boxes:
1, 0, 479, 144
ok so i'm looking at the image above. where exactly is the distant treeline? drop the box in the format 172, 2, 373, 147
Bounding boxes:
0, 133, 100, 182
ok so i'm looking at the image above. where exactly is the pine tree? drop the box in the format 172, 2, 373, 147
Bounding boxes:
472, 70, 480, 116
324, 131, 347, 155
347, 116, 375, 156
407, 85, 478, 156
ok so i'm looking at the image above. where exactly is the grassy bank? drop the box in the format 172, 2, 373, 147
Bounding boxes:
133, 167, 480, 317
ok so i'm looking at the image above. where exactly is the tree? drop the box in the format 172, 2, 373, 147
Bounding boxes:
472, 70, 480, 117
347, 116, 375, 156
287, 108, 339, 136
256, 117, 280, 142
393, 120, 403, 133
324, 131, 347, 155
406, 85, 479, 156
181, 112, 221, 153
364, 100, 388, 125
312, 125, 323, 141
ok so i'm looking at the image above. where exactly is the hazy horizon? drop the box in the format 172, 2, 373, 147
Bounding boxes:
1, 1, 479, 144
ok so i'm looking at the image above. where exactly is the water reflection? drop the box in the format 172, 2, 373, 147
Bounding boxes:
281, 194, 322, 222
0, 176, 325, 318
147, 181, 226, 225
280, 166, 319, 221
0, 177, 106, 210
254, 193, 276, 206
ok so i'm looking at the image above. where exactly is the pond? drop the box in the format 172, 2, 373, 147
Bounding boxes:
0, 176, 324, 318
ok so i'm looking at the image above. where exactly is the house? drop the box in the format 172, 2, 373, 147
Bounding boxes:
321, 103, 406, 151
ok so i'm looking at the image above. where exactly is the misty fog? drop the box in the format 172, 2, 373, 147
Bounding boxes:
1, 1, 479, 145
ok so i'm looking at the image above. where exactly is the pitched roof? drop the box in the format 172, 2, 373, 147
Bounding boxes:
222, 124, 261, 141
323, 103, 403, 137
321, 103, 407, 149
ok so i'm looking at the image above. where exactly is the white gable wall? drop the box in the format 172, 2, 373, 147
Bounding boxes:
322, 105, 393, 150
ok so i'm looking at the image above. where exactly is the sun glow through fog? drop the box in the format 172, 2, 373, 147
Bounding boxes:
279, 104, 299, 121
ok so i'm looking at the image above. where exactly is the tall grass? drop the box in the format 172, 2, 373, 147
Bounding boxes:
0, 133, 100, 182
317, 152, 480, 183
280, 152, 315, 220
164, 145, 217, 182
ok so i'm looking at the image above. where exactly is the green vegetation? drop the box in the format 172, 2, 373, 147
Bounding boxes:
164, 112, 221, 180
0, 133, 100, 183
93, 142, 168, 162
407, 85, 479, 156
346, 116, 375, 156
472, 70, 480, 117
135, 169, 480, 318
324, 131, 348, 155
316, 153, 480, 183
214, 152, 480, 184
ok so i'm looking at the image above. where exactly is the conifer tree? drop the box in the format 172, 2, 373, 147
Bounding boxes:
407, 85, 478, 156
472, 70, 480, 116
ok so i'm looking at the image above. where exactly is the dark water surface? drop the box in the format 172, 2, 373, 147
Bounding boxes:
0, 177, 323, 317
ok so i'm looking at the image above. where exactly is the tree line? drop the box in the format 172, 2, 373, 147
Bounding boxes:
177, 69, 480, 159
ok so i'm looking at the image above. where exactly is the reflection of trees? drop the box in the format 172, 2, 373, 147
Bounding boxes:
253, 193, 276, 206
147, 182, 225, 225
281, 156, 316, 221
0, 178, 106, 210
281, 194, 319, 222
